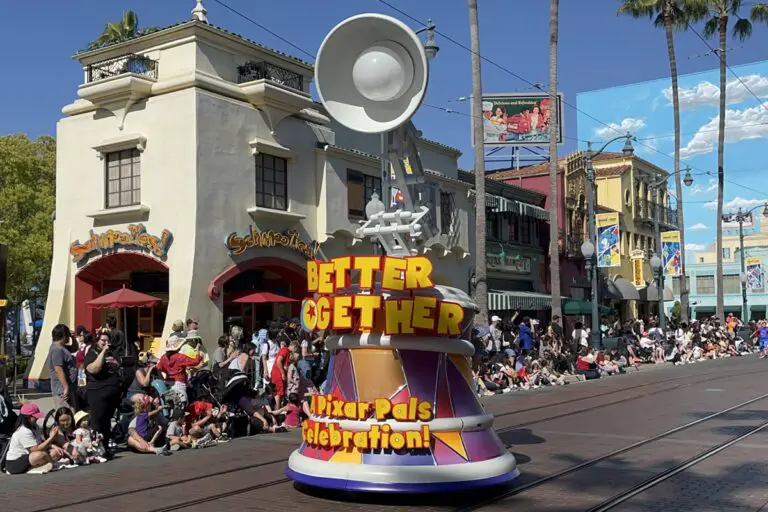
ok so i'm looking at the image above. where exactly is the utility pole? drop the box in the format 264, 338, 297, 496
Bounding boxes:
468, 0, 488, 325
547, 0, 562, 324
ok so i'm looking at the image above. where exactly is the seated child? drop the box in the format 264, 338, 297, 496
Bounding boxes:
71, 411, 106, 464
128, 397, 172, 456
270, 392, 302, 428
185, 400, 227, 445
165, 409, 192, 450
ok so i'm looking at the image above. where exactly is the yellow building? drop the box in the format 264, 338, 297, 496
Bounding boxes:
591, 152, 678, 318
692, 212, 768, 264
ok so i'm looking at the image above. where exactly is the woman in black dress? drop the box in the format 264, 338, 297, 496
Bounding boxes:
83, 330, 123, 458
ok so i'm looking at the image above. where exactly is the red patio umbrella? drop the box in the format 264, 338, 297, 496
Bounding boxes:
86, 287, 162, 357
233, 292, 298, 304
86, 287, 162, 309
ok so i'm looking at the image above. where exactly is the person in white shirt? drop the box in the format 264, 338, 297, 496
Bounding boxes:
5, 404, 63, 474
489, 316, 503, 353
571, 322, 589, 349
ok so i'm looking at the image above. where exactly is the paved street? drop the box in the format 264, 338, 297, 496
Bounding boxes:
3, 356, 768, 511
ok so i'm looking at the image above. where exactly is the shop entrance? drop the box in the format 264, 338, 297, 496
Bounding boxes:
75, 253, 169, 351
213, 257, 305, 336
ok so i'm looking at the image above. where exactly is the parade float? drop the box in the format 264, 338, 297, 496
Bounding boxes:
285, 13, 518, 494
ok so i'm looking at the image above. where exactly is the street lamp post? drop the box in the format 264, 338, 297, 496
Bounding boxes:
643, 166, 693, 340
733, 203, 768, 322
583, 132, 634, 349
650, 254, 664, 339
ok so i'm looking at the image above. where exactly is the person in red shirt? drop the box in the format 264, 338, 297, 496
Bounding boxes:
185, 401, 226, 443
155, 336, 202, 406
270, 339, 291, 406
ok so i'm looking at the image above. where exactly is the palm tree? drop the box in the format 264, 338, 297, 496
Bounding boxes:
687, 0, 753, 322
617, 0, 690, 322
548, 0, 562, 324
468, 0, 488, 325
87, 10, 158, 50
753, 3, 768, 22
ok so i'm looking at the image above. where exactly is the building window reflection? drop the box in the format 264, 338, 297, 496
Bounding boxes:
255, 154, 287, 211
105, 148, 141, 208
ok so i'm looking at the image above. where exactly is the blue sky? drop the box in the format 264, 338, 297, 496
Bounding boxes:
2, 0, 767, 248
578, 59, 768, 254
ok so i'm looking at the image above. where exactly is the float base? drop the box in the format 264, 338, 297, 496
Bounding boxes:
286, 450, 520, 494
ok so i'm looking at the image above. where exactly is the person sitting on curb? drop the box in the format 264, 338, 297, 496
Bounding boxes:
5, 404, 64, 474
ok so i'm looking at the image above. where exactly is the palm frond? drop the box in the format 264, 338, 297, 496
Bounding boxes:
731, 16, 752, 40
751, 3, 768, 23
684, 0, 714, 22
727, 0, 744, 16
702, 16, 720, 37
123, 10, 138, 34
617, 0, 659, 19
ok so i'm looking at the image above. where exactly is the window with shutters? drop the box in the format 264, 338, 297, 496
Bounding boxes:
723, 274, 741, 294
105, 149, 141, 208
696, 275, 715, 295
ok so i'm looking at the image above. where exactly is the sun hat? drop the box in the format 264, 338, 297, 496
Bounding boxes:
74, 411, 89, 426
165, 335, 185, 352
20, 403, 45, 420
491, 315, 501, 323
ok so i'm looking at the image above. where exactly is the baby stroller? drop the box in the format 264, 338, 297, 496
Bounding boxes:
187, 370, 220, 405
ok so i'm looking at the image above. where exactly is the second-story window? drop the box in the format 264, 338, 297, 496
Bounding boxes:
347, 170, 381, 218
696, 275, 715, 294
106, 149, 141, 209
255, 154, 288, 211
440, 191, 454, 235
722, 247, 731, 259
508, 214, 519, 242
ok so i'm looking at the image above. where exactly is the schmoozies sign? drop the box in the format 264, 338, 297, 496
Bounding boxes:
70, 224, 173, 263
225, 227, 320, 259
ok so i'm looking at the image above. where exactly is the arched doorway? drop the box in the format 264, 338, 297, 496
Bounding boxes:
75, 253, 169, 348
208, 257, 306, 334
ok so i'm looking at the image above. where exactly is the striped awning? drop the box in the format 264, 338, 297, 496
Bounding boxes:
488, 290, 552, 311
488, 195, 549, 221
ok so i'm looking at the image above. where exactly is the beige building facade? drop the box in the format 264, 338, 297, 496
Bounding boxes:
29, 19, 474, 385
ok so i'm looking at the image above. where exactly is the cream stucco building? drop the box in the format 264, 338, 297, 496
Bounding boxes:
29, 15, 475, 385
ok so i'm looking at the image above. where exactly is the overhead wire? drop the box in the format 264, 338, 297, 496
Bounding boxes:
209, 0, 768, 201
373, 0, 768, 201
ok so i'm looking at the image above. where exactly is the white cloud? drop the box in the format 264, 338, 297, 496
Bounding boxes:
690, 184, 704, 195
595, 118, 646, 139
688, 222, 708, 231
680, 104, 768, 158
703, 196, 768, 211
705, 178, 717, 192
638, 135, 657, 155
663, 74, 768, 111
685, 243, 707, 251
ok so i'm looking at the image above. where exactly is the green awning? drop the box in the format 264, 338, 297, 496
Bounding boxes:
562, 299, 615, 316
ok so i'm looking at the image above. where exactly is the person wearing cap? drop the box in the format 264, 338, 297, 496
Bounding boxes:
126, 352, 159, 404
4, 403, 63, 474
489, 316, 503, 353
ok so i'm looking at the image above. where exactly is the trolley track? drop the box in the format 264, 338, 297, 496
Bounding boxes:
32, 360, 766, 512
585, 420, 768, 512
456, 391, 768, 511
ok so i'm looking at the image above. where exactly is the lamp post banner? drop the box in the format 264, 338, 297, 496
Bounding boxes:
746, 257, 763, 290
661, 231, 682, 277
596, 213, 621, 268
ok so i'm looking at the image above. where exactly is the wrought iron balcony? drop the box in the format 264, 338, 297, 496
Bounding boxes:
86, 54, 158, 83
237, 61, 304, 91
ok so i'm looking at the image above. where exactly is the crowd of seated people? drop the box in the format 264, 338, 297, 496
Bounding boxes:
1, 317, 328, 475
471, 312, 756, 396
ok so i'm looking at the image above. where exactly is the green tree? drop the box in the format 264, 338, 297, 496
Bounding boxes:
670, 300, 682, 324
618, 0, 691, 323
686, 0, 754, 322
0, 135, 55, 304
86, 10, 159, 50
